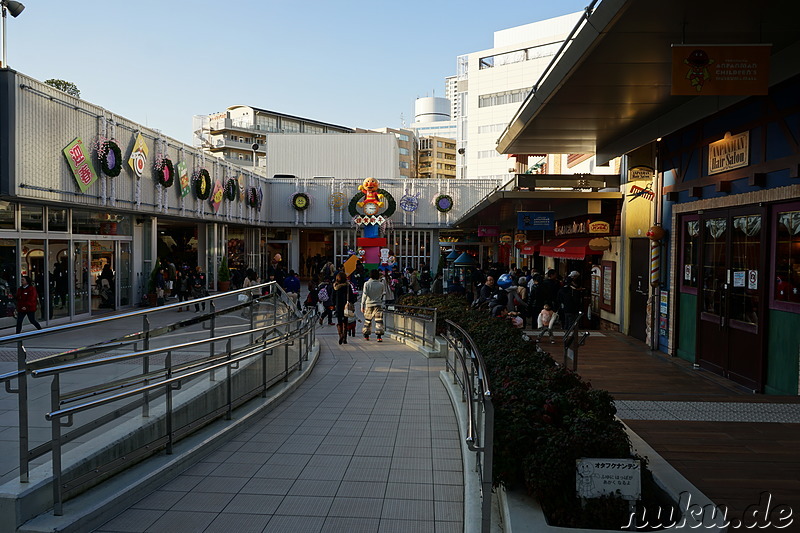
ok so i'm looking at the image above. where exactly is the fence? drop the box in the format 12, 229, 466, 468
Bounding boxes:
383, 304, 438, 349
0, 281, 315, 519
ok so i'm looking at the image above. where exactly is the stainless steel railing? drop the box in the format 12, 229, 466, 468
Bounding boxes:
0, 281, 317, 517
442, 319, 494, 533
383, 304, 438, 349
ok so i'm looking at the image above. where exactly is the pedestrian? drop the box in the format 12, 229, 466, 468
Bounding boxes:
557, 271, 585, 330
317, 277, 334, 326
98, 264, 115, 309
176, 266, 191, 312
361, 269, 386, 342
332, 272, 357, 345
15, 275, 42, 334
241, 268, 259, 317
191, 266, 207, 312
283, 269, 301, 308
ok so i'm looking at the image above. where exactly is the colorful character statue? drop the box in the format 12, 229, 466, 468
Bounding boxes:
684, 49, 713, 92
357, 177, 384, 215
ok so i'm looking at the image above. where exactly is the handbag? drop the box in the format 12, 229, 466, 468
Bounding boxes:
344, 302, 355, 318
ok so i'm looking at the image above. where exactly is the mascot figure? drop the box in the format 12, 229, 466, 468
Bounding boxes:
357, 177, 384, 214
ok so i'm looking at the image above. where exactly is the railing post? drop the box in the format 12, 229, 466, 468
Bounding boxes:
165, 351, 173, 455
142, 316, 150, 418
225, 339, 232, 421
17, 341, 29, 483
50, 374, 63, 516
284, 341, 289, 382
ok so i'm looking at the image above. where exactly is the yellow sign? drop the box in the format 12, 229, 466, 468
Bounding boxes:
589, 221, 610, 234
708, 131, 749, 175
343, 255, 358, 276
127, 133, 149, 178
671, 44, 770, 96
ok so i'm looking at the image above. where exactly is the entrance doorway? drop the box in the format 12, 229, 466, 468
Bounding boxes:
628, 238, 650, 343
696, 207, 765, 391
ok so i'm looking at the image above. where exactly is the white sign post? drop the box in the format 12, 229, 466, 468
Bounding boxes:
577, 458, 642, 529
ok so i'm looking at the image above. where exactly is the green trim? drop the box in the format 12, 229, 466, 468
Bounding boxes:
765, 309, 800, 395
676, 292, 697, 363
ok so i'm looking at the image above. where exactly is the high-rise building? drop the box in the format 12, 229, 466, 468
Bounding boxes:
456, 12, 583, 179
418, 136, 457, 179
410, 96, 456, 141
366, 127, 417, 179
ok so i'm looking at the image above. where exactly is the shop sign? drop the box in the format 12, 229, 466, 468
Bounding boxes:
576, 458, 641, 501
514, 233, 526, 242
499, 234, 513, 244
478, 225, 499, 237
63, 137, 98, 193
588, 221, 610, 234
708, 131, 749, 175
628, 165, 654, 181
671, 44, 770, 96
517, 211, 555, 231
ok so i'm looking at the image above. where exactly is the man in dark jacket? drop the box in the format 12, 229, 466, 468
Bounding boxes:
539, 269, 561, 309
557, 272, 585, 330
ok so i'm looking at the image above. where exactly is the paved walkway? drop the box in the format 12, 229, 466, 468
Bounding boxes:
94, 326, 464, 533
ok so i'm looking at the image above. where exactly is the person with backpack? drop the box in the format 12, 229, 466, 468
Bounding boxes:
332, 272, 357, 344
317, 277, 334, 326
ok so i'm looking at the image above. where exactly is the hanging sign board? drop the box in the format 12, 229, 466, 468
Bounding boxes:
671, 44, 770, 96
63, 138, 99, 193
478, 226, 499, 237
517, 211, 555, 231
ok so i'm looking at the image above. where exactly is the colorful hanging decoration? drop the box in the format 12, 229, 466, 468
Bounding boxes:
291, 192, 310, 211
154, 156, 174, 188
193, 168, 212, 200
63, 137, 99, 193
210, 180, 224, 213
247, 187, 259, 208
434, 194, 454, 213
399, 193, 420, 212
127, 133, 148, 178
329, 192, 347, 211
98, 140, 122, 177
177, 160, 190, 197
348, 188, 396, 218
224, 178, 238, 201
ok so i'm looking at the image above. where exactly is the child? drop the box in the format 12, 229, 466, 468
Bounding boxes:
537, 304, 556, 343
347, 314, 358, 337
508, 311, 524, 329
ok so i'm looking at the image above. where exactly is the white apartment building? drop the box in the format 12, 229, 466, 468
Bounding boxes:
456, 12, 583, 180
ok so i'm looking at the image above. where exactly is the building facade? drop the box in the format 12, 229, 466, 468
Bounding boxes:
418, 137, 457, 179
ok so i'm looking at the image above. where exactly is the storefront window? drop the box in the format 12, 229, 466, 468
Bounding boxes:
72, 210, 132, 235
702, 218, 727, 314
48, 208, 69, 232
20, 205, 44, 231
48, 240, 69, 319
773, 203, 800, 310
680, 216, 700, 293
21, 239, 45, 321
729, 215, 761, 325
0, 240, 17, 327
0, 202, 15, 229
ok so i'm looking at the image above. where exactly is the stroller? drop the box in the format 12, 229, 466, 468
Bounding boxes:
98, 278, 114, 309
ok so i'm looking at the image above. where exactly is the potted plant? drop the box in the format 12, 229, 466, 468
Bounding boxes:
217, 256, 231, 292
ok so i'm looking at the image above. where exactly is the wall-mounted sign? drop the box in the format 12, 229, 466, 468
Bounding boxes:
576, 458, 641, 501
671, 44, 770, 96
588, 221, 610, 234
478, 225, 499, 237
499, 234, 513, 244
517, 211, 555, 231
63, 138, 98, 193
127, 133, 149, 178
514, 233, 526, 243
708, 131, 749, 175
628, 165, 654, 181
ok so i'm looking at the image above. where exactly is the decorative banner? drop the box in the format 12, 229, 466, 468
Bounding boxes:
353, 215, 386, 226
329, 192, 347, 211
517, 211, 555, 231
671, 44, 770, 96
63, 138, 99, 192
177, 160, 190, 197
478, 225, 499, 237
210, 180, 224, 213
238, 175, 246, 201
127, 133, 148, 178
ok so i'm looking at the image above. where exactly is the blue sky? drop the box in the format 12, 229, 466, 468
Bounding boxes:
11, 0, 588, 145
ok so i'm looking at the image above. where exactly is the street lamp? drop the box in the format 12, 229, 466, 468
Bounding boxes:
1, 1, 24, 68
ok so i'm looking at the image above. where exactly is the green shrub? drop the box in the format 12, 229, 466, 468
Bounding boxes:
218, 256, 231, 282
402, 293, 639, 528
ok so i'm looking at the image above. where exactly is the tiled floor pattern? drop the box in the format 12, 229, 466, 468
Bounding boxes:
615, 400, 800, 422
95, 330, 464, 533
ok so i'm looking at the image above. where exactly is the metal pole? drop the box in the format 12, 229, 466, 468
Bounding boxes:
143, 316, 150, 418
17, 340, 28, 483
2, 8, 6, 68
165, 351, 173, 455
50, 375, 63, 516
225, 339, 232, 420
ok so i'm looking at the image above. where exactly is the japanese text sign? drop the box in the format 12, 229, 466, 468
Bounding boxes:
63, 138, 98, 193
576, 458, 641, 501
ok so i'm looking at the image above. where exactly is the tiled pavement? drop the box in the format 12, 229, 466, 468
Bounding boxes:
94, 326, 464, 533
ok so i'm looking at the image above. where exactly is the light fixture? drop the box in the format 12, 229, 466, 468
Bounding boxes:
1, 0, 24, 68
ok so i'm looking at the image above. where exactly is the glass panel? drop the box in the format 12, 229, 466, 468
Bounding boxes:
73, 241, 89, 315
702, 218, 727, 314
21, 239, 45, 321
775, 209, 800, 303
0, 202, 15, 229
72, 210, 132, 235
682, 219, 699, 289
729, 215, 761, 324
48, 208, 69, 232
0, 240, 17, 328
20, 205, 44, 231
119, 242, 132, 307
91, 241, 115, 311
48, 240, 70, 320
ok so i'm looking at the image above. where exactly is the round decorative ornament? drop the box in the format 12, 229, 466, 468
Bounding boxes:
329, 192, 347, 211
399, 194, 419, 212
292, 192, 310, 211
646, 225, 666, 241
99, 140, 122, 177
193, 169, 212, 200
155, 158, 174, 188
247, 187, 259, 208
348, 188, 396, 218
434, 194, 454, 213
224, 179, 238, 201
363, 202, 378, 216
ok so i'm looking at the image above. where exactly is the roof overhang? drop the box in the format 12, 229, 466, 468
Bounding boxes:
497, 0, 800, 163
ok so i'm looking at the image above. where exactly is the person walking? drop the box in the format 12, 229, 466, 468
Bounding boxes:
361, 269, 386, 342
15, 275, 43, 334
175, 266, 191, 312
332, 272, 356, 345
191, 266, 208, 312
241, 268, 259, 317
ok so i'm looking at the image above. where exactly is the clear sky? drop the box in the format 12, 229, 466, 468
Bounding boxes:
10, 0, 588, 145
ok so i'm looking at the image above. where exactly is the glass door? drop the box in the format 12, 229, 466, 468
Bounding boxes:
73, 241, 90, 316
91, 240, 115, 312
119, 242, 132, 307
48, 240, 70, 320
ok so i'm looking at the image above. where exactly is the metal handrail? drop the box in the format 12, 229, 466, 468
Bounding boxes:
442, 319, 493, 533
384, 304, 438, 349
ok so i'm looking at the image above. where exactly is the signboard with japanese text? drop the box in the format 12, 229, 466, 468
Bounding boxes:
63, 138, 98, 193
517, 211, 555, 231
671, 44, 770, 96
576, 458, 641, 501
708, 131, 749, 175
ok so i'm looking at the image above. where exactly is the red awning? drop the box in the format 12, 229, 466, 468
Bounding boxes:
539, 238, 603, 260
519, 240, 542, 255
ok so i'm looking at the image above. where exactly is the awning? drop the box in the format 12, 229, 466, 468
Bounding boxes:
540, 238, 603, 260
518, 240, 542, 256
